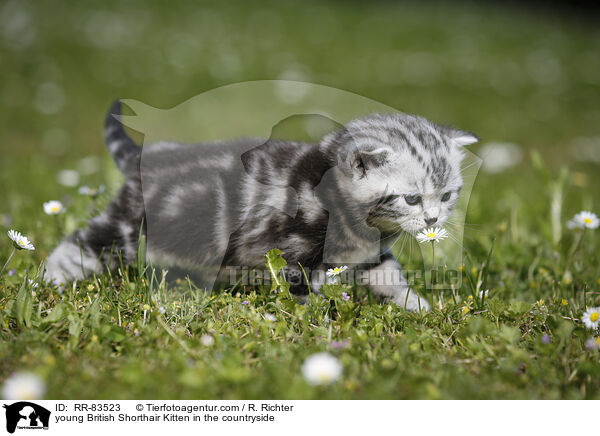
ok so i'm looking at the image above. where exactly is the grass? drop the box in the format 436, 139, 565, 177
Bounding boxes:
1, 0, 600, 399
2, 156, 600, 400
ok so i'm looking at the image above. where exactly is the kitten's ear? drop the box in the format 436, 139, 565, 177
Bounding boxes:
442, 126, 479, 147
352, 147, 390, 177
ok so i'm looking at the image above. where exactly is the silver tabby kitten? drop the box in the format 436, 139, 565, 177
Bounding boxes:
45, 101, 478, 311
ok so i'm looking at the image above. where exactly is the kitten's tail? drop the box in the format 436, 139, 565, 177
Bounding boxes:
105, 100, 141, 174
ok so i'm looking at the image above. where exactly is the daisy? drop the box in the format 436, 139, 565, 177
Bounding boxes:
57, 169, 79, 187
43, 200, 65, 215
326, 265, 348, 284
3, 231, 34, 279
417, 227, 449, 297
78, 185, 106, 198
301, 352, 342, 385
567, 211, 599, 230
479, 142, 523, 174
264, 313, 277, 322
326, 265, 348, 277
564, 212, 597, 276
1, 372, 45, 400
416, 227, 449, 244
562, 270, 573, 285
200, 334, 215, 346
8, 230, 35, 251
582, 307, 600, 330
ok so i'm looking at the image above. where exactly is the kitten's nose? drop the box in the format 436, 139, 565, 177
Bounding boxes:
425, 217, 438, 226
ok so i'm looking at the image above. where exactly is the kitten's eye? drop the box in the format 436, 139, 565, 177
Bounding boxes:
404, 194, 422, 206
441, 191, 452, 202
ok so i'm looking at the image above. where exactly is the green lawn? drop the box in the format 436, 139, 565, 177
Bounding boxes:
1, 0, 600, 399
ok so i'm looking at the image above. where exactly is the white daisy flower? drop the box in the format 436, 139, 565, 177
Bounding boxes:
43, 200, 65, 215
264, 313, 277, 322
1, 372, 45, 400
301, 352, 342, 385
77, 156, 100, 175
567, 211, 599, 230
326, 265, 348, 277
416, 227, 449, 244
479, 142, 523, 174
56, 169, 79, 187
582, 307, 600, 330
200, 334, 215, 346
7, 230, 35, 251
78, 185, 106, 198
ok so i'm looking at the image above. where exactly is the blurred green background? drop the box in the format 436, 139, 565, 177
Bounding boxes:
1, 0, 599, 264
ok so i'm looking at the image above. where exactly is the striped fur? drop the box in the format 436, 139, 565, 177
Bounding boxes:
104, 100, 141, 174
45, 102, 477, 311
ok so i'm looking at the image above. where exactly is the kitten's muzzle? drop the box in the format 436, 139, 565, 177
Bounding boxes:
424, 206, 440, 226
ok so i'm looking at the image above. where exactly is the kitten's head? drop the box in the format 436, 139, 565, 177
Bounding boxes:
321, 113, 478, 235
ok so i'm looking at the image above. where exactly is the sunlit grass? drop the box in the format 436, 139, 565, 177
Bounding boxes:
1, 0, 600, 399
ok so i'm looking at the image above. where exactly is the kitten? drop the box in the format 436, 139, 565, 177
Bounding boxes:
45, 101, 477, 311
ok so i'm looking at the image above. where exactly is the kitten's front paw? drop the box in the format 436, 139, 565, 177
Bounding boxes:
393, 292, 430, 312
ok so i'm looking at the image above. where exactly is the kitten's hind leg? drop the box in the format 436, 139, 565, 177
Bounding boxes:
44, 231, 106, 285
45, 177, 144, 286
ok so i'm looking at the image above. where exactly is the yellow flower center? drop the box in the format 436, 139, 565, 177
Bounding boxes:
333, 268, 342, 274
561, 299, 568, 306
427, 232, 436, 238
51, 206, 60, 213
591, 312, 599, 322
584, 217, 592, 224
18, 240, 25, 247
316, 371, 332, 382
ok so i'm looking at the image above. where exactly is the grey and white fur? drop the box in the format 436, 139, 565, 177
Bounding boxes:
45, 101, 478, 311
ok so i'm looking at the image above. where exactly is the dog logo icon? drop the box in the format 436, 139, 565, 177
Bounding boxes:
2, 402, 50, 433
